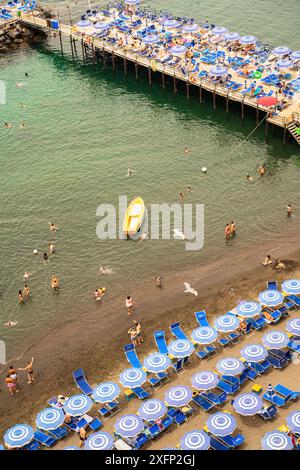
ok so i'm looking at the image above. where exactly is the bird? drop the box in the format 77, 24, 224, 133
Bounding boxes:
173, 229, 186, 240
183, 282, 198, 296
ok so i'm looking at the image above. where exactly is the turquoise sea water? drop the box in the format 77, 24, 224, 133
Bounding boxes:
0, 0, 300, 357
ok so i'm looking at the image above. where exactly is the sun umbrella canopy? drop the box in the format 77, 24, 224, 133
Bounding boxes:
281, 279, 300, 294
212, 26, 227, 35
262, 330, 289, 349
92, 382, 120, 403
291, 51, 300, 60
168, 339, 194, 357
214, 314, 240, 332
233, 392, 263, 416
165, 386, 193, 407
236, 301, 262, 317
286, 318, 300, 336
4, 424, 34, 448
191, 371, 219, 390
77, 20, 91, 28
119, 367, 147, 388
216, 357, 245, 376
36, 407, 65, 431
182, 24, 199, 33
143, 34, 159, 44
170, 45, 187, 55
262, 431, 293, 450
85, 431, 114, 450
272, 46, 292, 56
206, 412, 237, 436
115, 415, 144, 438
240, 344, 268, 362
224, 32, 240, 41
277, 59, 294, 69
125, 0, 140, 4
258, 290, 284, 306
286, 411, 300, 434
143, 352, 171, 373
64, 394, 93, 417
240, 35, 257, 44
191, 326, 218, 344
138, 399, 167, 421
94, 22, 110, 30
165, 19, 180, 28
257, 96, 279, 107
63, 446, 81, 450
210, 66, 228, 76
180, 430, 210, 450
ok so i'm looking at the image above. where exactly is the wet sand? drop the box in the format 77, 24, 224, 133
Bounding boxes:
1, 233, 300, 441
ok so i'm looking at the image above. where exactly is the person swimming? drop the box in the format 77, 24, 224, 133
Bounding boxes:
49, 222, 59, 232
4, 321, 18, 327
19, 122, 25, 128
51, 275, 59, 290
246, 173, 254, 182
3, 122, 13, 128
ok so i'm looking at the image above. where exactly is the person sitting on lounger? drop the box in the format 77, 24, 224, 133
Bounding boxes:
263, 311, 273, 323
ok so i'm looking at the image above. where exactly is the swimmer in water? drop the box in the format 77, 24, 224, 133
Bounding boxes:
4, 321, 18, 327
49, 243, 55, 254
179, 192, 184, 200
25, 72, 28, 77
99, 266, 113, 274
49, 222, 59, 232
51, 275, 60, 290
127, 168, 135, 177
18, 290, 24, 305
3, 122, 13, 128
184, 146, 190, 157
154, 276, 163, 287
19, 103, 26, 108
16, 82, 23, 87
287, 204, 293, 217
246, 173, 254, 182
23, 271, 32, 281
187, 185, 193, 193
23, 284, 30, 299
43, 252, 49, 265
259, 165, 266, 176
19, 122, 25, 128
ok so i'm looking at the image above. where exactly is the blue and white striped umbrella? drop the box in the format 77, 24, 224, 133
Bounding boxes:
240, 344, 268, 362
77, 20, 91, 28
170, 45, 187, 55
262, 431, 293, 450
214, 314, 240, 332
212, 26, 227, 35
281, 279, 300, 294
258, 290, 284, 306
287, 411, 300, 434
240, 35, 257, 44
64, 394, 93, 417
191, 326, 218, 344
216, 357, 245, 376
210, 66, 228, 76
272, 46, 292, 56
143, 34, 159, 44
138, 399, 167, 421
119, 367, 147, 388
63, 446, 81, 450
236, 301, 262, 318
115, 415, 144, 438
168, 339, 194, 358
85, 431, 114, 450
224, 32, 240, 41
143, 353, 171, 373
92, 382, 120, 403
262, 331, 289, 349
233, 392, 263, 416
165, 386, 193, 407
206, 412, 237, 437
277, 59, 294, 69
4, 424, 34, 448
182, 24, 199, 33
94, 22, 110, 30
36, 407, 65, 431
286, 318, 300, 336
291, 51, 300, 61
180, 430, 210, 450
191, 371, 219, 391
165, 19, 180, 28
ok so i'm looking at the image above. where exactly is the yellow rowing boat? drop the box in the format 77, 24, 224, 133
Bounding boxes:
123, 197, 145, 236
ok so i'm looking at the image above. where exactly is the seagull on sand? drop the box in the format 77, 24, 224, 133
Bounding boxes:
184, 282, 198, 296
173, 229, 186, 240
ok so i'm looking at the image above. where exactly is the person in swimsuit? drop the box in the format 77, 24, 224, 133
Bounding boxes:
259, 165, 266, 176
78, 427, 87, 448
287, 204, 293, 217
18, 290, 24, 305
49, 222, 59, 232
43, 252, 49, 265
23, 284, 30, 299
49, 243, 55, 254
126, 296, 133, 315
128, 327, 137, 346
18, 357, 34, 384
8, 366, 18, 385
224, 224, 231, 240
5, 375, 18, 395
230, 221, 236, 237
184, 146, 189, 156
133, 320, 144, 344
51, 275, 59, 290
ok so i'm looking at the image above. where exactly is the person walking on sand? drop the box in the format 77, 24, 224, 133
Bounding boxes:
128, 327, 138, 347
287, 204, 293, 217
5, 375, 19, 396
23, 284, 30, 299
8, 366, 18, 385
126, 295, 133, 315
18, 357, 34, 384
133, 320, 144, 344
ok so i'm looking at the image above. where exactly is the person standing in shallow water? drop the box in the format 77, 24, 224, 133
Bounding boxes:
126, 296, 133, 315
18, 357, 34, 384
287, 204, 293, 217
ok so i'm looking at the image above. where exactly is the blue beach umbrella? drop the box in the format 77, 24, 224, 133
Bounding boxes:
281, 279, 300, 294
182, 24, 199, 33
233, 392, 263, 416
212, 26, 227, 35
191, 326, 218, 344
119, 367, 147, 388
258, 290, 284, 306
165, 386, 193, 407
210, 65, 228, 76
36, 407, 65, 431
216, 357, 245, 376
168, 339, 194, 358
287, 411, 300, 434
240, 35, 257, 45
115, 414, 144, 438
180, 430, 210, 450
214, 314, 240, 332
138, 399, 167, 421
286, 318, 300, 336
170, 45, 187, 55
240, 344, 268, 362
262, 330, 289, 349
291, 51, 300, 61
77, 20, 91, 28
85, 431, 114, 450
224, 32, 240, 41
143, 34, 159, 44
143, 353, 171, 373
191, 371, 219, 391
125, 0, 140, 4
236, 301, 262, 318
277, 59, 294, 69
94, 22, 110, 30
262, 431, 293, 450
206, 412, 237, 437
64, 394, 93, 417
63, 446, 81, 450
272, 46, 292, 56
92, 382, 120, 403
4, 424, 34, 448
165, 19, 180, 28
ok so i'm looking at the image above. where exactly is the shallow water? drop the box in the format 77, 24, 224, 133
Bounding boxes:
0, 0, 300, 357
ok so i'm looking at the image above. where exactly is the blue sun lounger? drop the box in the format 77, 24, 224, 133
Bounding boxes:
201, 390, 227, 405
131, 387, 151, 400
154, 330, 169, 355
170, 322, 189, 341
194, 311, 209, 327
192, 394, 215, 411
262, 391, 289, 407
267, 281, 278, 290
210, 436, 231, 450
124, 343, 142, 368
286, 295, 300, 307
23, 440, 40, 450
48, 426, 69, 439
217, 379, 239, 394
257, 404, 278, 420
288, 339, 300, 353
134, 433, 149, 449
34, 430, 57, 447
72, 368, 93, 395
273, 384, 299, 400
